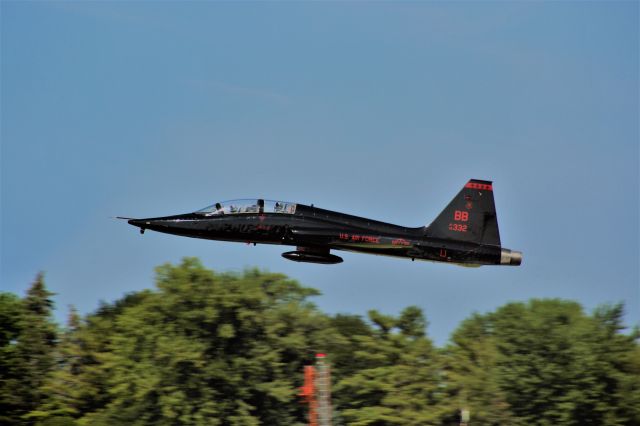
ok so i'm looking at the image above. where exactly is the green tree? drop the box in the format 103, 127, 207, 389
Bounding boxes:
441, 314, 514, 426
17, 261, 638, 426
29, 306, 86, 425
492, 300, 638, 425
326, 313, 374, 380
334, 306, 443, 425
0, 274, 58, 425
0, 291, 26, 424
587, 304, 640, 425
443, 299, 640, 426
70, 293, 154, 424
54, 258, 336, 426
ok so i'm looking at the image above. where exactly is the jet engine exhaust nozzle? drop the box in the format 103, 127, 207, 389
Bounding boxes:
500, 249, 523, 266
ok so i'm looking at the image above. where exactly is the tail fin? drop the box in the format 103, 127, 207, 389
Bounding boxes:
425, 179, 501, 246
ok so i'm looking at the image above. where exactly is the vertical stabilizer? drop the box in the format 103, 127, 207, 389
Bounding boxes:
426, 179, 501, 246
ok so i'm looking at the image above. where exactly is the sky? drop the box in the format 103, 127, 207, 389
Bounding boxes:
2, 1, 638, 346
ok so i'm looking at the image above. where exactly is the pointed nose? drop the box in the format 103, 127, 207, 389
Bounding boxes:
128, 219, 147, 228
125, 214, 198, 237
128, 218, 151, 234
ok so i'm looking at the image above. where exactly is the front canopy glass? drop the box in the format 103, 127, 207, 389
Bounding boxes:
195, 199, 297, 216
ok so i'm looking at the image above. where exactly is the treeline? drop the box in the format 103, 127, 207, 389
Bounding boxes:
1, 258, 639, 426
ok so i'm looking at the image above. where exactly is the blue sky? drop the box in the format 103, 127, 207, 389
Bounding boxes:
2, 1, 638, 345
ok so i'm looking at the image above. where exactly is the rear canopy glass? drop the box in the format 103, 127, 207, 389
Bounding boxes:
195, 199, 297, 216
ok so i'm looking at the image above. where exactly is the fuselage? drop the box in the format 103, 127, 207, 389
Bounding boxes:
127, 201, 521, 266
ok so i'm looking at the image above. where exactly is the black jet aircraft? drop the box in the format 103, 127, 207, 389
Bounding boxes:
120, 179, 522, 267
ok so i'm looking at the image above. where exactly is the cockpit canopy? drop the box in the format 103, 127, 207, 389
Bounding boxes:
195, 199, 297, 216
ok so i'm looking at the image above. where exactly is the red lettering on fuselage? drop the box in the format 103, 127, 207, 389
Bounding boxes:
359, 235, 380, 243
340, 234, 380, 244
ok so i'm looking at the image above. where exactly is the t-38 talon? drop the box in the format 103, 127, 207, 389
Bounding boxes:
120, 179, 522, 266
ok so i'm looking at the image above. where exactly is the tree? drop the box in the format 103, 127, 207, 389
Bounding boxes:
588, 304, 640, 425
443, 299, 640, 426
29, 306, 86, 425
441, 314, 515, 426
491, 300, 638, 425
0, 292, 26, 425
47, 258, 337, 426
334, 306, 444, 425
14, 261, 637, 426
0, 274, 58, 425
21, 274, 58, 424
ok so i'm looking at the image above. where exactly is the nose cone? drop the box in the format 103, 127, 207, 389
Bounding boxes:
128, 219, 147, 228
125, 214, 200, 237
128, 218, 153, 234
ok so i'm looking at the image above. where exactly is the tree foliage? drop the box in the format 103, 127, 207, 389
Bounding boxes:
0, 274, 57, 425
443, 299, 640, 426
333, 307, 443, 425
1, 260, 638, 426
